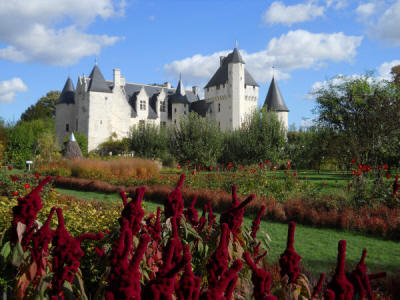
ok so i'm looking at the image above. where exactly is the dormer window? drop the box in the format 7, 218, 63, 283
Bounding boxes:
140, 100, 146, 110
160, 100, 166, 112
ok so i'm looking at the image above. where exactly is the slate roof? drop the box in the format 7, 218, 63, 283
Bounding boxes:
88, 65, 112, 93
204, 47, 259, 88
263, 77, 289, 112
190, 100, 210, 117
56, 77, 75, 105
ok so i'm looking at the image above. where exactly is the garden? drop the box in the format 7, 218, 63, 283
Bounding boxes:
0, 70, 400, 299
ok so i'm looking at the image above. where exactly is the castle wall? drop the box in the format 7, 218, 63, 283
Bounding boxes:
55, 103, 75, 145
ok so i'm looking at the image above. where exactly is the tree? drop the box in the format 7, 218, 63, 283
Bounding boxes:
169, 112, 223, 167
130, 124, 168, 159
221, 109, 286, 165
20, 90, 60, 122
314, 74, 400, 166
391, 65, 400, 86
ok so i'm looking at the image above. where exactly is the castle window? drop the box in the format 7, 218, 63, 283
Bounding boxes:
184, 110, 186, 115
218, 103, 221, 112
65, 123, 69, 132
76, 119, 78, 130
105, 97, 108, 100
139, 120, 145, 127
218, 121, 220, 128
174, 108, 177, 113
174, 120, 176, 124
161, 121, 167, 127
253, 86, 255, 90
140, 100, 146, 110
100, 120, 102, 125
160, 101, 166, 112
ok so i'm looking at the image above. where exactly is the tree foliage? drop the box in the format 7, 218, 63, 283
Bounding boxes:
221, 109, 286, 165
168, 112, 223, 167
314, 74, 400, 166
130, 124, 168, 159
20, 90, 60, 122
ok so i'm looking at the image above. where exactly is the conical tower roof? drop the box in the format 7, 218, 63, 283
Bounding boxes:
169, 76, 190, 104
263, 77, 289, 112
175, 75, 186, 96
56, 77, 75, 104
88, 64, 112, 93
230, 47, 245, 64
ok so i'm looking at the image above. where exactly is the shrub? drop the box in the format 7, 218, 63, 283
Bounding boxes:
96, 133, 130, 156
168, 112, 223, 167
130, 124, 168, 159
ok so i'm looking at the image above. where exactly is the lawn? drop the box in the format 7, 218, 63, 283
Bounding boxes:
55, 187, 400, 276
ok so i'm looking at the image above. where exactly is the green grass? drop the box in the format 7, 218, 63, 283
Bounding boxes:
56, 187, 400, 276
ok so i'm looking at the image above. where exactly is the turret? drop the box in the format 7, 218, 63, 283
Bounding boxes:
55, 77, 76, 147
263, 77, 289, 131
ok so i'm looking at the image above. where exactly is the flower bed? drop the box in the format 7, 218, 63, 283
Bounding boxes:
0, 175, 394, 299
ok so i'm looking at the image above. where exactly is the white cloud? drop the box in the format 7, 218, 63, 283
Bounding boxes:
356, 2, 376, 19
377, 60, 400, 80
164, 30, 363, 85
372, 0, 400, 46
262, 1, 325, 26
0, 78, 28, 103
300, 117, 315, 128
0, 0, 124, 65
325, 0, 348, 10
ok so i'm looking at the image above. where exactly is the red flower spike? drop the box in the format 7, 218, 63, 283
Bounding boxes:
184, 196, 199, 227
206, 223, 230, 285
11, 176, 52, 249
30, 207, 56, 278
251, 205, 266, 239
146, 207, 162, 242
207, 202, 216, 227
142, 219, 189, 300
203, 259, 243, 300
244, 252, 275, 300
106, 228, 150, 300
393, 175, 400, 196
327, 240, 354, 300
119, 190, 128, 207
220, 185, 255, 237
119, 187, 145, 236
279, 221, 301, 283
94, 247, 105, 257
51, 208, 104, 298
197, 204, 208, 232
176, 245, 201, 300
164, 174, 185, 222
311, 273, 325, 298
325, 289, 336, 300
349, 249, 385, 300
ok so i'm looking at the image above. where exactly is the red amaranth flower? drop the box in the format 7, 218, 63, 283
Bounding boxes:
146, 206, 162, 242
386, 172, 390, 179
164, 174, 185, 222
393, 175, 400, 196
244, 252, 275, 300
106, 219, 150, 300
142, 217, 188, 300
206, 223, 230, 285
30, 207, 56, 278
207, 202, 216, 227
311, 273, 325, 298
51, 208, 104, 298
202, 259, 243, 300
348, 249, 386, 300
35, 173, 39, 179
8, 165, 12, 171
251, 205, 266, 239
279, 221, 301, 283
176, 245, 201, 300
326, 240, 354, 300
11, 176, 52, 249
220, 185, 255, 237
24, 183, 30, 189
184, 196, 199, 227
119, 187, 145, 236
197, 204, 207, 232
12, 191, 18, 196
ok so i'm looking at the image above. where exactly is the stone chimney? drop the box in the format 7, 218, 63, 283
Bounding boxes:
120, 76, 126, 86
164, 82, 171, 89
113, 68, 121, 87
192, 86, 199, 95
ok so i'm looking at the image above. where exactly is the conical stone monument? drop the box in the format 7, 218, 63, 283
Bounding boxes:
64, 133, 83, 159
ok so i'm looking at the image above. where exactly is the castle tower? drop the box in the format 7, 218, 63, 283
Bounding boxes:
263, 76, 289, 131
169, 76, 190, 126
204, 46, 258, 130
55, 77, 76, 146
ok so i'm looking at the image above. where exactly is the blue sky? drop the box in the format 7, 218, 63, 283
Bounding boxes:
0, 0, 399, 128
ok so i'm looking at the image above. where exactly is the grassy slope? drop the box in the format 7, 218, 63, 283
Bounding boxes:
56, 187, 400, 276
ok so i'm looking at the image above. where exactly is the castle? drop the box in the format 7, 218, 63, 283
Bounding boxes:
55, 47, 289, 152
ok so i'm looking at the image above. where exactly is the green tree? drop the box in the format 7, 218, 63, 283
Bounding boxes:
5, 119, 54, 168
222, 109, 286, 165
97, 133, 130, 156
20, 90, 60, 122
34, 131, 61, 162
130, 124, 168, 159
391, 65, 400, 86
314, 74, 400, 166
169, 112, 223, 167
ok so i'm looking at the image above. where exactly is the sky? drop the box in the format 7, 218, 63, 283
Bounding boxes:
0, 0, 399, 128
